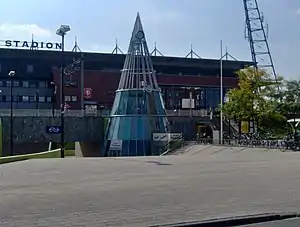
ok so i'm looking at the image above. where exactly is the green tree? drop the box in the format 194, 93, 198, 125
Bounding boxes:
222, 66, 285, 135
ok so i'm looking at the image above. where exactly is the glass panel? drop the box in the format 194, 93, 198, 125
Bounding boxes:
147, 92, 157, 115
112, 117, 120, 140
47, 97, 52, 102
38, 96, 45, 102
6, 81, 11, 87
13, 81, 20, 87
126, 91, 137, 114
111, 92, 120, 115
116, 91, 128, 115
22, 81, 29, 88
65, 96, 71, 102
22, 96, 29, 102
118, 117, 131, 140
29, 96, 36, 102
107, 118, 116, 140
38, 81, 46, 88
154, 92, 165, 114
71, 96, 77, 102
130, 117, 138, 140
27, 64, 34, 73
29, 82, 37, 88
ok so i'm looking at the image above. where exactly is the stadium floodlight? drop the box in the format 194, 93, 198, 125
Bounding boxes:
56, 24, 71, 159
56, 25, 71, 36
8, 71, 15, 77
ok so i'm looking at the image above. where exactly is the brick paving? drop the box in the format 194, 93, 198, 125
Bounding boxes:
1, 148, 300, 226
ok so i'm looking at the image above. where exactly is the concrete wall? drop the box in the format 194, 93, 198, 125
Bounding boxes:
2, 116, 104, 143
168, 116, 212, 140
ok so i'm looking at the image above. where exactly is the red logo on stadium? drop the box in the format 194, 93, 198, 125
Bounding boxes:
84, 88, 92, 99
60, 102, 70, 110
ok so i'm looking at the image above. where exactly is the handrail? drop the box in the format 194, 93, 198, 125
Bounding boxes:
0, 108, 211, 117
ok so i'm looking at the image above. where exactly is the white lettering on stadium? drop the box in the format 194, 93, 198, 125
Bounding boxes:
4, 40, 62, 50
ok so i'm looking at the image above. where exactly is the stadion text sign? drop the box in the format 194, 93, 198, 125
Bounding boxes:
3, 40, 62, 50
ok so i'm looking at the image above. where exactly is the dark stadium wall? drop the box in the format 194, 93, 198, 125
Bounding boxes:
52, 70, 238, 110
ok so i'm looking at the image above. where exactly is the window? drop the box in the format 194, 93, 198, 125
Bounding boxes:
27, 64, 34, 73
22, 96, 29, 102
13, 81, 20, 87
29, 82, 37, 88
29, 96, 36, 102
38, 81, 46, 88
71, 95, 77, 102
22, 81, 29, 88
38, 96, 45, 102
64, 96, 71, 102
46, 97, 52, 103
12, 95, 19, 102
6, 81, 11, 87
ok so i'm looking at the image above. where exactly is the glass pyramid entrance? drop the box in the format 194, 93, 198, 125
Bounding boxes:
104, 13, 169, 156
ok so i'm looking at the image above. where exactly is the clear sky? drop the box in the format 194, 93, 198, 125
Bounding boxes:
0, 0, 299, 79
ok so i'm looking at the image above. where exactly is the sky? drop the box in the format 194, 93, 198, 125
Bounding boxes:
0, 0, 299, 79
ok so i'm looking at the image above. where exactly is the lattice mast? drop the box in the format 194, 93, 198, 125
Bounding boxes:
118, 13, 159, 91
243, 0, 277, 82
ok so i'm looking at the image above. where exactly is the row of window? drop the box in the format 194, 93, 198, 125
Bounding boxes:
0, 95, 79, 103
0, 63, 34, 74
0, 80, 49, 88
0, 95, 52, 103
64, 96, 78, 102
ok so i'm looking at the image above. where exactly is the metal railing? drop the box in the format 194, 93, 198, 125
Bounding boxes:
166, 109, 208, 117
199, 138, 284, 150
0, 109, 105, 117
0, 108, 210, 117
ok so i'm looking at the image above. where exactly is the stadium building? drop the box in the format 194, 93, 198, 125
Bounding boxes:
0, 47, 252, 114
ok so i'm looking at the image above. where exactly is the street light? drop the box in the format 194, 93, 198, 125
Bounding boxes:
8, 70, 15, 156
220, 40, 224, 145
56, 24, 71, 158
50, 82, 56, 117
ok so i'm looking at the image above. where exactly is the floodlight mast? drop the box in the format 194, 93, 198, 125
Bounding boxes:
56, 24, 71, 159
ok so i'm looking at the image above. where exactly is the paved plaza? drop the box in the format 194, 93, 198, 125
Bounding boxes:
1, 146, 300, 226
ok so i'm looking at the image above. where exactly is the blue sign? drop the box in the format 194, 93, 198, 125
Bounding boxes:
46, 126, 62, 134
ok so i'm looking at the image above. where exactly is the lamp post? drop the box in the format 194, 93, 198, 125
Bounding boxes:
50, 82, 56, 117
56, 25, 71, 158
220, 40, 224, 144
8, 70, 15, 156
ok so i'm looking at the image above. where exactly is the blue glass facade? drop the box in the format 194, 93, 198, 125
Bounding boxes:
104, 90, 168, 156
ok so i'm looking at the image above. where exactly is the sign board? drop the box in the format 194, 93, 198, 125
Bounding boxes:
46, 126, 62, 134
110, 140, 122, 150
153, 133, 183, 142
241, 121, 249, 134
182, 98, 195, 109
3, 40, 62, 50
85, 104, 97, 114
84, 88, 92, 99
169, 133, 183, 141
153, 133, 169, 142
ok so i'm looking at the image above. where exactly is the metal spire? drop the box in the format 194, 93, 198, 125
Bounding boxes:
104, 13, 169, 157
30, 34, 38, 50
151, 42, 163, 56
222, 46, 237, 61
185, 44, 201, 59
118, 12, 159, 90
72, 36, 81, 52
112, 38, 124, 54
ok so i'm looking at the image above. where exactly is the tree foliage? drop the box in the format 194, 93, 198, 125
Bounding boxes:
221, 66, 288, 135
